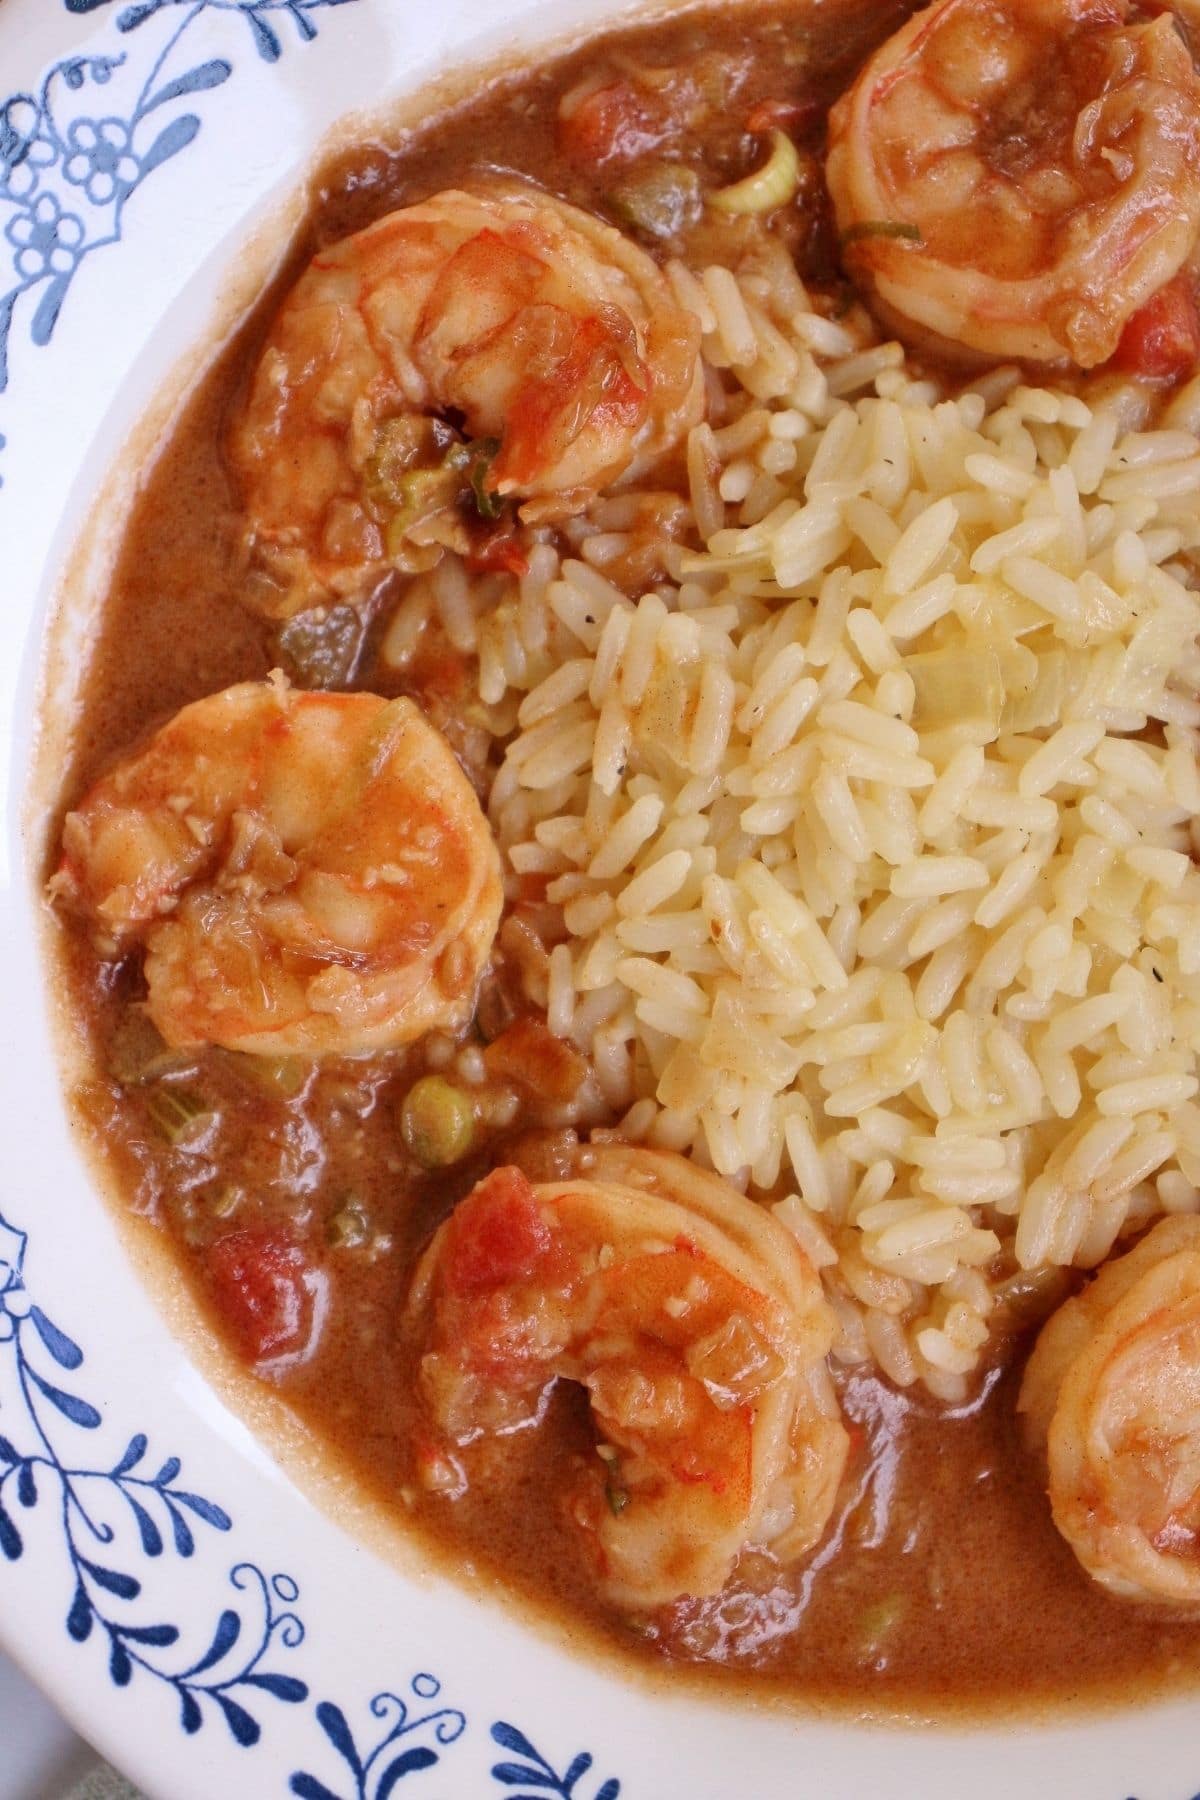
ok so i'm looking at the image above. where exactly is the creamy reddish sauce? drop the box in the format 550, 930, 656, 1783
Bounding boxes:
48, 0, 1200, 1713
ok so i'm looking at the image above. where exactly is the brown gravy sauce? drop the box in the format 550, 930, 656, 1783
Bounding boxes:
49, 0, 1200, 1716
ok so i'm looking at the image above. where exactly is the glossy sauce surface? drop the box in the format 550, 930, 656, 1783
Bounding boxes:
50, 0, 1200, 1714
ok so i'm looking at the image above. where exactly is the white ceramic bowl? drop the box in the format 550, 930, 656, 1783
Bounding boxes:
1, 3, 1196, 1793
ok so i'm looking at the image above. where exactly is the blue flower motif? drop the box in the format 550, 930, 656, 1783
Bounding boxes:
1, 97, 58, 201
5, 192, 84, 280
0, 4, 620, 1781
63, 115, 141, 204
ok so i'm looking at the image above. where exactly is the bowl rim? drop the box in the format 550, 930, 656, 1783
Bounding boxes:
4, 3, 1200, 1795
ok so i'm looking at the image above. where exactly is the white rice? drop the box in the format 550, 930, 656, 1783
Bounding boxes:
401, 233, 1200, 1398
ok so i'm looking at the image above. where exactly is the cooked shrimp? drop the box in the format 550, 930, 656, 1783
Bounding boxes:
826, 0, 1200, 367
230, 182, 704, 617
406, 1144, 847, 1608
1019, 1215, 1200, 1608
50, 677, 503, 1056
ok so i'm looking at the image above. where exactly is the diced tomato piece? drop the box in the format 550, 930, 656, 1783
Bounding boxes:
1113, 276, 1200, 381
206, 1230, 313, 1364
445, 1166, 551, 1294
483, 1016, 589, 1103
558, 80, 668, 167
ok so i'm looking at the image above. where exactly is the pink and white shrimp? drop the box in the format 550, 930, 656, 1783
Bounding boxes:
826, 0, 1200, 367
406, 1144, 848, 1609
230, 182, 704, 617
51, 677, 502, 1056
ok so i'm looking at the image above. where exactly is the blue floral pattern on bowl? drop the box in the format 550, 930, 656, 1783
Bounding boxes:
0, 2, 628, 1791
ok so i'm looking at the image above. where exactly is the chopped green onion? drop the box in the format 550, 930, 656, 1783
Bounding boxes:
606, 1483, 630, 1517
400, 1075, 476, 1168
209, 1186, 243, 1220
468, 439, 503, 522
841, 219, 923, 247
145, 1086, 213, 1146
710, 130, 803, 216
327, 1197, 370, 1249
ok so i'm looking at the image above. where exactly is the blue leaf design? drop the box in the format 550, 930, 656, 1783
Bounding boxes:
111, 1433, 147, 1477
179, 1689, 202, 1736
563, 1754, 593, 1792
29, 1307, 84, 1370
492, 1767, 558, 1790
0, 1502, 23, 1561
116, 0, 167, 27
65, 0, 117, 10
246, 11, 283, 59
0, 1435, 17, 1466
288, 1777, 342, 1800
16, 1462, 36, 1508
29, 277, 72, 351
172, 1489, 231, 1530
66, 1581, 92, 1642
26, 1365, 101, 1428
491, 1723, 544, 1765
242, 1671, 308, 1703
126, 1493, 163, 1556
165, 1501, 194, 1558
135, 112, 200, 183
595, 1782, 621, 1800
0, 288, 16, 392
185, 1606, 240, 1677
109, 1636, 132, 1686
152, 1456, 181, 1486
214, 1691, 260, 1748
119, 1622, 179, 1648
141, 57, 231, 114
316, 1700, 362, 1776
79, 1557, 140, 1601
376, 1747, 438, 1798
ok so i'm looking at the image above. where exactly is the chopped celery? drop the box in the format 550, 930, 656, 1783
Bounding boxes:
145, 1086, 213, 1146
610, 162, 703, 239
223, 1050, 309, 1098
275, 605, 364, 691
209, 1186, 243, 1220
842, 219, 923, 247
710, 132, 800, 217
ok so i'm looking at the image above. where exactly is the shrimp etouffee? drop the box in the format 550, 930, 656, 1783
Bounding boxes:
45, 0, 1200, 1714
